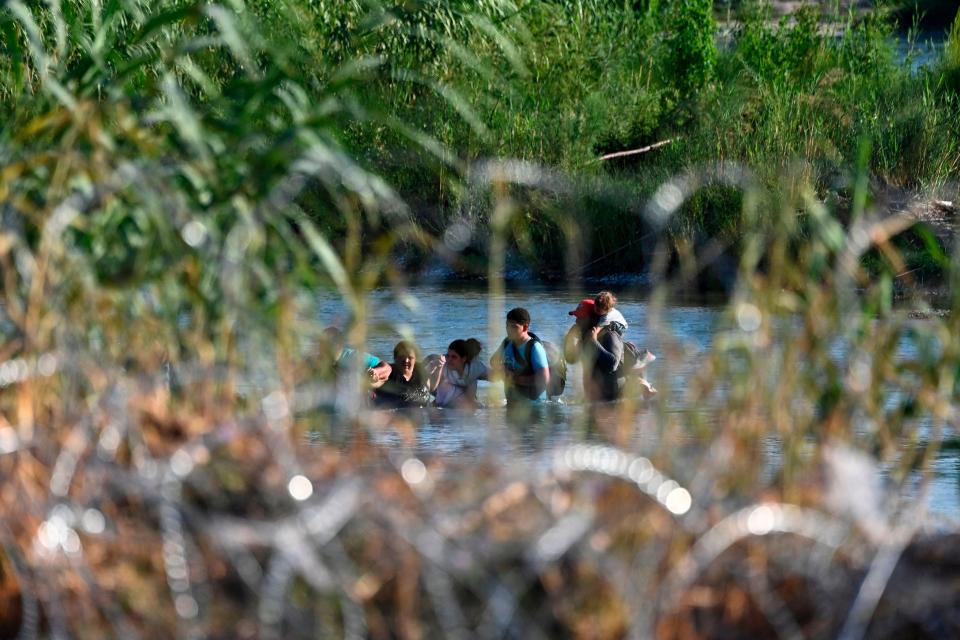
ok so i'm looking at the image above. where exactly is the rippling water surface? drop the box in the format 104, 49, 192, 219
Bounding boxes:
307, 284, 960, 522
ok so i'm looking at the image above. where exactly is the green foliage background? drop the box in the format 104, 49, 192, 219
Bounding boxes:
1, 0, 959, 363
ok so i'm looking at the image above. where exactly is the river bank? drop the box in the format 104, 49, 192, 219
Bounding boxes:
392, 184, 960, 295
337, 1, 960, 288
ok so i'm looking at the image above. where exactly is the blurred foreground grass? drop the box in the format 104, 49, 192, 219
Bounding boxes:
2, 1, 960, 638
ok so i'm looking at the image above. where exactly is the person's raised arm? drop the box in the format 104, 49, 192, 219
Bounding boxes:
426, 355, 445, 392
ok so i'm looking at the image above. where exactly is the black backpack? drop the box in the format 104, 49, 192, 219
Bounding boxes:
500, 333, 567, 398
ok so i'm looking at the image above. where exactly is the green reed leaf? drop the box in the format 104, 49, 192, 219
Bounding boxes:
44, 0, 67, 62
914, 224, 950, 268
0, 17, 25, 96
467, 13, 529, 78
300, 217, 350, 296
204, 4, 260, 79
160, 73, 214, 167
328, 55, 384, 91
391, 68, 489, 139
6, 1, 48, 77
132, 3, 198, 45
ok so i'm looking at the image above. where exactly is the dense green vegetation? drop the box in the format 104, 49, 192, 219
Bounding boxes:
327, 0, 960, 276
3, 1, 959, 284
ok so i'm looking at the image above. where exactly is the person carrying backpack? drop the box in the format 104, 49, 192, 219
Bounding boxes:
490, 307, 550, 405
563, 298, 626, 402
595, 291, 657, 397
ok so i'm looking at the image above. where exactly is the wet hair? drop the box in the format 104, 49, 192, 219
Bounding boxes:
506, 307, 530, 326
464, 338, 482, 362
594, 291, 617, 315
393, 340, 418, 360
447, 339, 468, 358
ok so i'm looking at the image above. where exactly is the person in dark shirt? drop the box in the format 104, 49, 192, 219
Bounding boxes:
374, 340, 431, 409
563, 298, 625, 402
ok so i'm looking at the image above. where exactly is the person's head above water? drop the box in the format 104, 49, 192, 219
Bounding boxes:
446, 339, 469, 374
393, 340, 417, 360
392, 340, 418, 380
505, 307, 532, 344
569, 298, 599, 328
594, 291, 617, 316
568, 299, 595, 317
593, 291, 628, 329
569, 298, 595, 320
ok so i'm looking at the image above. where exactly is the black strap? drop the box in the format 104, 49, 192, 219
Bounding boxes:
501, 334, 541, 374
502, 334, 542, 399
522, 333, 542, 376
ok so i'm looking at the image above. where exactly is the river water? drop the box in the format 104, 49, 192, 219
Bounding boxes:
309, 283, 960, 524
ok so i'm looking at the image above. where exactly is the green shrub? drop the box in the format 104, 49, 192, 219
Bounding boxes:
736, 4, 823, 85
837, 9, 897, 79
949, 8, 960, 67
662, 0, 717, 97
941, 7, 960, 97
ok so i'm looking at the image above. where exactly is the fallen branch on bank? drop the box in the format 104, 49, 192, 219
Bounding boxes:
595, 138, 674, 162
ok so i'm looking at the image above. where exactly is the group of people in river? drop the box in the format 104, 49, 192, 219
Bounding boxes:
322, 291, 656, 411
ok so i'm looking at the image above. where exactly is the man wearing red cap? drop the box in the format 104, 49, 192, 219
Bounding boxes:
563, 297, 625, 401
